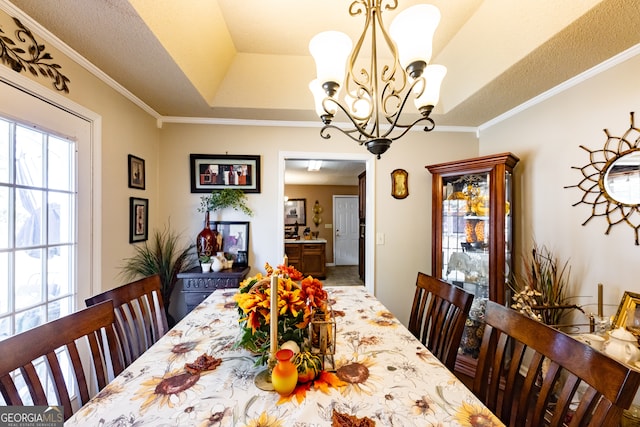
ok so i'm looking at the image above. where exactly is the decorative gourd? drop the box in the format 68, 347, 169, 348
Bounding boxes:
293, 351, 323, 383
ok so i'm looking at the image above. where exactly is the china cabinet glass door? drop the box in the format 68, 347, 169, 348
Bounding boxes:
427, 152, 519, 373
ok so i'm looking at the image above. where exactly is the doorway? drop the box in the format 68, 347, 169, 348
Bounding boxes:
279, 151, 375, 294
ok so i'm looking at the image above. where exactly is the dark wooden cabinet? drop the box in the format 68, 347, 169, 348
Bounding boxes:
358, 171, 366, 220
285, 241, 326, 278
177, 266, 250, 312
426, 152, 519, 378
358, 171, 366, 281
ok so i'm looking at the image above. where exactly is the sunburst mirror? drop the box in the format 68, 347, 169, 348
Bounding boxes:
566, 112, 640, 245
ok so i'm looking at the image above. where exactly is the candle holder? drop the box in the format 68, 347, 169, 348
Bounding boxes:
308, 303, 336, 371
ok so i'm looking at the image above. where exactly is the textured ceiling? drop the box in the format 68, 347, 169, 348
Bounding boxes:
5, 0, 640, 183
8, 0, 640, 127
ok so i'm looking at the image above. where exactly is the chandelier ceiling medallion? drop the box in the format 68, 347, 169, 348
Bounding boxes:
309, 1, 447, 159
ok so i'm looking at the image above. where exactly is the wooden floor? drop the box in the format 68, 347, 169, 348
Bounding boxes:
322, 265, 364, 286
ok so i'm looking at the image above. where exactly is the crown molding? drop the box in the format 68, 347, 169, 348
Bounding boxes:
479, 42, 640, 133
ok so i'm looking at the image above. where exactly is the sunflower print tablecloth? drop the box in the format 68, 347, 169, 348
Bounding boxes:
65, 287, 503, 427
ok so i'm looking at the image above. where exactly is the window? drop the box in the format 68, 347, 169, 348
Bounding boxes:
0, 117, 76, 339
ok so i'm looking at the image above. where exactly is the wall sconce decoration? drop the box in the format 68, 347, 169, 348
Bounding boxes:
312, 200, 323, 227
565, 112, 640, 245
391, 169, 409, 199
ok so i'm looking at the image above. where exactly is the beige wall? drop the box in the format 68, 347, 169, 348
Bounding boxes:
284, 184, 359, 263
479, 53, 640, 325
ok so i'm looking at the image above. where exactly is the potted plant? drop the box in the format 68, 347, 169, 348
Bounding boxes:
199, 255, 212, 272
198, 188, 254, 217
120, 222, 198, 326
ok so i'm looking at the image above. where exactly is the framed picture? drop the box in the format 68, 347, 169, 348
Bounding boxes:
190, 154, 261, 193
129, 197, 148, 243
612, 291, 640, 338
128, 154, 145, 189
391, 168, 408, 199
210, 221, 249, 264
284, 198, 306, 226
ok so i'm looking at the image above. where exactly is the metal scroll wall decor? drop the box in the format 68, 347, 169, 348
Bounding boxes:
0, 17, 70, 93
565, 112, 640, 245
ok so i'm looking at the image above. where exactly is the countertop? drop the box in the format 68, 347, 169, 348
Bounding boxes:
284, 238, 327, 244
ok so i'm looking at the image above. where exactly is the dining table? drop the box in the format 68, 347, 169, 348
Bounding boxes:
65, 286, 503, 426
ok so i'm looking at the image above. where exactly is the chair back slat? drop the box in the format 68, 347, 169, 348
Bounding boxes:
85, 274, 168, 367
473, 300, 640, 427
408, 272, 474, 370
0, 301, 122, 420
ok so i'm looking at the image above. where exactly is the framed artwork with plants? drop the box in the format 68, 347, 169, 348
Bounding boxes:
190, 154, 261, 193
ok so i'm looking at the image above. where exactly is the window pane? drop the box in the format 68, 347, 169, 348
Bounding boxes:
0, 186, 7, 248
15, 248, 44, 310
0, 316, 10, 341
48, 296, 72, 322
0, 118, 8, 183
15, 126, 44, 188
16, 188, 43, 248
49, 192, 73, 245
48, 136, 73, 191
15, 305, 45, 334
0, 252, 7, 313
49, 245, 72, 297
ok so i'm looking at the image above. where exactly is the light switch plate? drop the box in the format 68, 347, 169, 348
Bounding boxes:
324, 223, 332, 228
376, 232, 385, 245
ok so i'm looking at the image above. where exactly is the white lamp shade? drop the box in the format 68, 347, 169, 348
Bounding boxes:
414, 64, 447, 109
389, 4, 441, 70
309, 31, 352, 90
309, 79, 336, 117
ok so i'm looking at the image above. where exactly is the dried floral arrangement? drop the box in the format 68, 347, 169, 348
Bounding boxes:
510, 243, 583, 326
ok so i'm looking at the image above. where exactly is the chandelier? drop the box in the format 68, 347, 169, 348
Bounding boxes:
309, 1, 447, 159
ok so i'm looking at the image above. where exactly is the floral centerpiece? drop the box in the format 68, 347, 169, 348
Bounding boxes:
233, 262, 327, 365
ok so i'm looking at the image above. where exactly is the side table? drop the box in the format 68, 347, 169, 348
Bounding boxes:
177, 266, 250, 313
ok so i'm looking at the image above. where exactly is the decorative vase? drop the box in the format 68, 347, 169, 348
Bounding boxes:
211, 256, 224, 272
271, 349, 298, 396
196, 211, 218, 258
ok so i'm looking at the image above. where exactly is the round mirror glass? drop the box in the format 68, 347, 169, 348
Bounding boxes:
604, 150, 640, 205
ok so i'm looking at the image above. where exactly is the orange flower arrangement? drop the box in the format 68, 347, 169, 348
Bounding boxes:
233, 263, 327, 364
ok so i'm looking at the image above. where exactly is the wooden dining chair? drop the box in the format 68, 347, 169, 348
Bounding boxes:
408, 272, 474, 370
0, 300, 123, 420
473, 300, 640, 427
85, 274, 168, 367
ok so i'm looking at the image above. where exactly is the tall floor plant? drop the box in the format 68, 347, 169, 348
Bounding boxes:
120, 222, 197, 326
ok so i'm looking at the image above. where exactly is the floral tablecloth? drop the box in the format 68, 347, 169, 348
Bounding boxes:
66, 286, 503, 427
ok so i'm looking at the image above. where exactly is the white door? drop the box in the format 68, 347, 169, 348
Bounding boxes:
333, 195, 358, 265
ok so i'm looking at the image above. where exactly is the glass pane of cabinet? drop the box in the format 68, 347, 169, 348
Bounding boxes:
441, 172, 491, 300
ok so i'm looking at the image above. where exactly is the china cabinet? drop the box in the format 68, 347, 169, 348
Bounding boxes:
426, 152, 519, 377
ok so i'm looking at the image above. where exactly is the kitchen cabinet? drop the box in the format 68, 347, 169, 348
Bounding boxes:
426, 152, 519, 377
285, 240, 326, 278
358, 171, 366, 281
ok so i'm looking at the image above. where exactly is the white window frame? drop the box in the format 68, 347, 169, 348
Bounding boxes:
0, 65, 102, 312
